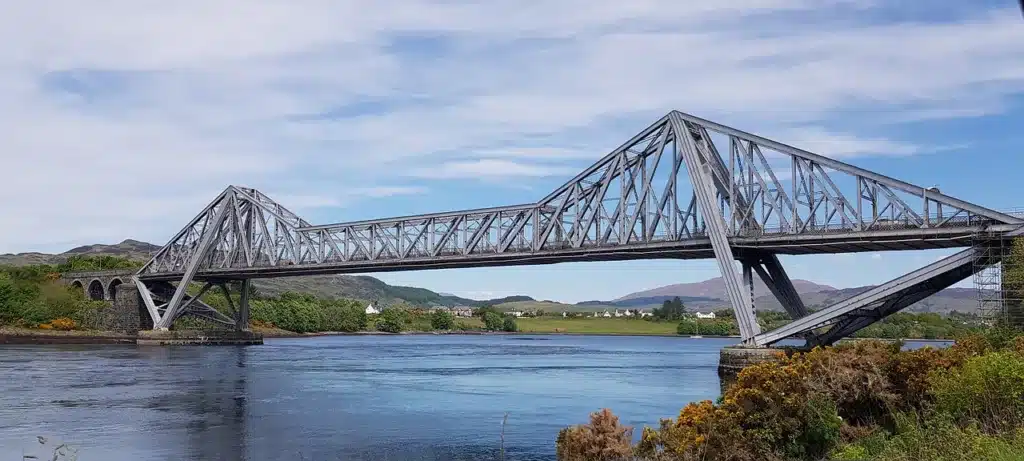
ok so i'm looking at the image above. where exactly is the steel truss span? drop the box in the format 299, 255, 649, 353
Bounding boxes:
135, 110, 1023, 343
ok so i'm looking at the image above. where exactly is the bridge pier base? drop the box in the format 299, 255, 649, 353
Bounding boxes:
137, 329, 263, 346
717, 346, 796, 394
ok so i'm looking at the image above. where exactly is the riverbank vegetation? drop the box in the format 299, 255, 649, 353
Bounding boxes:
555, 329, 1024, 461
0, 255, 1005, 344
0, 256, 138, 331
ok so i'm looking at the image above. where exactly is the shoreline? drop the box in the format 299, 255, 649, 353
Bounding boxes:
0, 327, 957, 345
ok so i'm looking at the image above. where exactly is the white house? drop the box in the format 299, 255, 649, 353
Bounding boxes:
509, 311, 525, 318
695, 312, 716, 319
365, 303, 380, 315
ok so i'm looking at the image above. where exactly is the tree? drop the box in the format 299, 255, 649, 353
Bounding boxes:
430, 309, 455, 330
1001, 238, 1024, 329
376, 307, 408, 333
502, 317, 518, 332
483, 312, 503, 331
474, 305, 502, 318
653, 296, 686, 321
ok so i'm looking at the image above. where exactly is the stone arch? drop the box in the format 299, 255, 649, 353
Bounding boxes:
70, 280, 84, 295
88, 279, 105, 301
108, 278, 123, 301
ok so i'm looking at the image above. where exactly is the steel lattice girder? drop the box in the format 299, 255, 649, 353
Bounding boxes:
134, 110, 1022, 338
753, 246, 1000, 346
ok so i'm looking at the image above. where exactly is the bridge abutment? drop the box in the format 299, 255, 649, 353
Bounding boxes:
717, 346, 795, 394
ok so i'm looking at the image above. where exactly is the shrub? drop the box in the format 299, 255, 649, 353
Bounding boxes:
375, 308, 407, 333
845, 414, 1024, 461
556, 409, 634, 461
430, 310, 455, 330
483, 312, 503, 331
502, 316, 518, 332
930, 352, 1024, 433
50, 317, 77, 331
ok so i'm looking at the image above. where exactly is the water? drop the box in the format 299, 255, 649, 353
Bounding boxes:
0, 335, 740, 460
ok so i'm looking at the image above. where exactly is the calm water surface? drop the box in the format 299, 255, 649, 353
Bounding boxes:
0, 335, 943, 460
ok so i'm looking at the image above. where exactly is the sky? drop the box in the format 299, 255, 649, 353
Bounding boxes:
2, 1, 1024, 303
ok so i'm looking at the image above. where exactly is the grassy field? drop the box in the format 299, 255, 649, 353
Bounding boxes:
509, 317, 678, 335
492, 300, 664, 313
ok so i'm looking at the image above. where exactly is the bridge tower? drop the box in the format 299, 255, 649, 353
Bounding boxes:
131, 111, 1023, 345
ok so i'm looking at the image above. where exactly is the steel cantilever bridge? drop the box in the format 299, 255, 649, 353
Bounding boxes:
130, 111, 1023, 347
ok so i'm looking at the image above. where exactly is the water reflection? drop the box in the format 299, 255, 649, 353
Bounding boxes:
7, 335, 930, 460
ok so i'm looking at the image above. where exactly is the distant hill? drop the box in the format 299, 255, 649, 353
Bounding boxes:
0, 240, 532, 308
0, 239, 161, 266
616, 277, 836, 302
605, 279, 985, 315
578, 295, 721, 309
1, 239, 988, 314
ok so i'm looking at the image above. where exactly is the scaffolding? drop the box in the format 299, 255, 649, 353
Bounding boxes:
973, 230, 1024, 328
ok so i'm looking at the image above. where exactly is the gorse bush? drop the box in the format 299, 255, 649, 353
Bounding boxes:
557, 330, 1024, 461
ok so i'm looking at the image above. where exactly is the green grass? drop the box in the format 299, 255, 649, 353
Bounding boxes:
513, 317, 678, 335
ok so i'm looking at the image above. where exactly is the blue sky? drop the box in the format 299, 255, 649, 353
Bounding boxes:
2, 1, 1024, 302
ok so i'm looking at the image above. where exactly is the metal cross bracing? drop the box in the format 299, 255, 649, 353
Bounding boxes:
135, 110, 1023, 343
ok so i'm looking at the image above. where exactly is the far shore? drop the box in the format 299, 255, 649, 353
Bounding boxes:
0, 326, 956, 345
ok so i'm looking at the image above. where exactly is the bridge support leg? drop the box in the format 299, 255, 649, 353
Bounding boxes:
236, 279, 251, 332
673, 113, 761, 343
753, 247, 998, 347
743, 253, 809, 320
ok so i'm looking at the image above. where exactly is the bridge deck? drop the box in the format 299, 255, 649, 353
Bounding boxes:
137, 223, 1016, 281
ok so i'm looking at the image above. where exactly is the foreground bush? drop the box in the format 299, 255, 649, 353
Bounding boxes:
930, 352, 1024, 434
556, 409, 634, 461
557, 331, 1024, 461
834, 415, 1024, 461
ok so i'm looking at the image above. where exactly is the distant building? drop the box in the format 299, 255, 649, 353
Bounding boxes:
601, 311, 612, 318
695, 312, 716, 319
509, 311, 524, 318
562, 311, 568, 318
451, 306, 474, 317
365, 304, 380, 315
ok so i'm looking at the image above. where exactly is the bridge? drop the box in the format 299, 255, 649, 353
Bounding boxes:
108, 110, 1021, 346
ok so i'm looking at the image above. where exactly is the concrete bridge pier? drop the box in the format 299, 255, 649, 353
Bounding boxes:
717, 346, 796, 394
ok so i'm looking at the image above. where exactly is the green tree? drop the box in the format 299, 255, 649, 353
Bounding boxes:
483, 312, 503, 331
430, 309, 455, 330
474, 305, 502, 318
375, 307, 408, 333
1002, 237, 1024, 329
502, 316, 518, 332
653, 296, 686, 321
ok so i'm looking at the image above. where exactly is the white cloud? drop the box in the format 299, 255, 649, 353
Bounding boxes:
1, 2, 1023, 252
409, 159, 579, 179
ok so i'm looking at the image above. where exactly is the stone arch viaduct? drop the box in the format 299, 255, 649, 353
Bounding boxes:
63, 270, 135, 302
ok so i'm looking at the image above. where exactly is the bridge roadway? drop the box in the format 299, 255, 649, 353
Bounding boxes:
136, 220, 1016, 282
124, 111, 1022, 345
